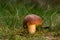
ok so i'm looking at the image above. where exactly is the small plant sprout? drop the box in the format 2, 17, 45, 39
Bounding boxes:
23, 14, 42, 34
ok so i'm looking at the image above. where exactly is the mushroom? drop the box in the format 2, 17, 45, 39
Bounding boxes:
23, 14, 42, 34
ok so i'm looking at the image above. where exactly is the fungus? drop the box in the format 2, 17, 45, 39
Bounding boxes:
23, 14, 42, 34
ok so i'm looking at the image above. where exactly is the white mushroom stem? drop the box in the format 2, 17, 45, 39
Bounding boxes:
28, 24, 36, 34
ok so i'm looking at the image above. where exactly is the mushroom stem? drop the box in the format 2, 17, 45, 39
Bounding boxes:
28, 24, 36, 34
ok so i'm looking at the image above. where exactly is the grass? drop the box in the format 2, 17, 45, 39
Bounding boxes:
0, 0, 60, 40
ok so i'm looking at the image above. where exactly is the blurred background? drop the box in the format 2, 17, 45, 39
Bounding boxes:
0, 0, 60, 40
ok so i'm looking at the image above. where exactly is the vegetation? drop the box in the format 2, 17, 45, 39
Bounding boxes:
0, 0, 60, 40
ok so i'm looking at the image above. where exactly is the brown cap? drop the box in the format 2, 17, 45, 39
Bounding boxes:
24, 14, 42, 26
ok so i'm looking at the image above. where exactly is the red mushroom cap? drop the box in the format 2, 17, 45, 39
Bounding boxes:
23, 14, 42, 26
